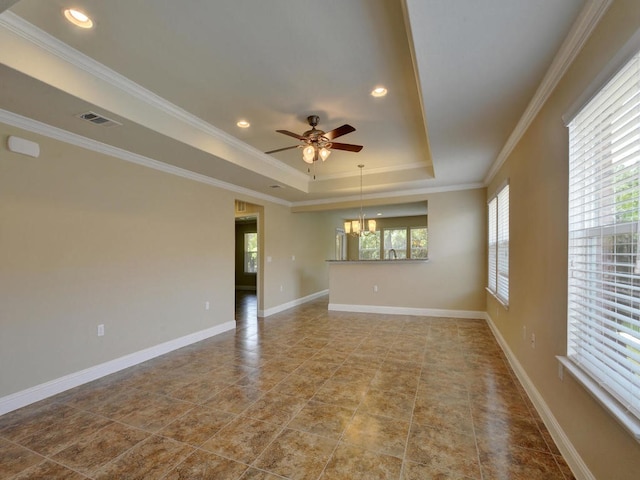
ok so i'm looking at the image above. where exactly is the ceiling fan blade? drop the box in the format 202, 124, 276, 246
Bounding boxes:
330, 142, 363, 153
265, 145, 299, 154
276, 129, 306, 140
323, 124, 355, 140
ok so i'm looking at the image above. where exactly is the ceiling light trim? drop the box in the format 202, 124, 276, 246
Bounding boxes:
0, 11, 309, 186
0, 109, 292, 207
483, 0, 614, 185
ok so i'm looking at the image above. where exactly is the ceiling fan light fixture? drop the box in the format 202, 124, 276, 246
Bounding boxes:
302, 145, 315, 164
63, 8, 94, 28
319, 147, 331, 162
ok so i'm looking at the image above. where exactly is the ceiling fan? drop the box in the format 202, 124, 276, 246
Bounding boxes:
265, 115, 363, 166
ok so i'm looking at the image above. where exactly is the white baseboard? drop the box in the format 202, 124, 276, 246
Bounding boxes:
259, 290, 328, 317
484, 313, 594, 480
0, 320, 236, 416
328, 303, 485, 319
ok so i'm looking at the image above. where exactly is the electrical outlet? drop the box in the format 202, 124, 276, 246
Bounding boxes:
280, 285, 283, 292
531, 333, 536, 349
97, 324, 104, 337
205, 301, 210, 310
373, 285, 378, 293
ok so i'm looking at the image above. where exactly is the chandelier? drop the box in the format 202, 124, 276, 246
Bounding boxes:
344, 164, 376, 236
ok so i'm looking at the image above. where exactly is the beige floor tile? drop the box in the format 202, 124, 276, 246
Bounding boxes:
271, 373, 326, 399
164, 450, 248, 479
18, 410, 112, 457
0, 438, 45, 478
204, 384, 264, 414
93, 435, 193, 480
406, 423, 481, 479
288, 400, 355, 439
478, 443, 565, 479
118, 393, 193, 432
12, 459, 88, 479
401, 460, 476, 479
343, 411, 410, 458
240, 468, 288, 479
241, 391, 308, 426
159, 405, 235, 446
358, 388, 415, 421
255, 428, 337, 480
0, 403, 78, 442
52, 422, 148, 475
312, 378, 369, 409
201, 416, 281, 464
321, 442, 402, 480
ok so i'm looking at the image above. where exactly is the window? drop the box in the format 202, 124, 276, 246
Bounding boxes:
359, 231, 380, 260
244, 232, 258, 273
567, 49, 640, 424
358, 225, 428, 260
488, 184, 509, 305
384, 228, 407, 259
411, 227, 428, 259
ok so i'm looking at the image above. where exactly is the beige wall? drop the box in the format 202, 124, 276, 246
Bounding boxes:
330, 188, 486, 312
259, 205, 335, 312
486, 1, 640, 478
0, 123, 332, 398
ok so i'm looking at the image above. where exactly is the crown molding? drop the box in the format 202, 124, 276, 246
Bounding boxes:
0, 109, 292, 207
0, 11, 308, 186
483, 0, 613, 185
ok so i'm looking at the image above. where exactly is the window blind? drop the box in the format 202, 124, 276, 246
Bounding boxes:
488, 197, 498, 293
567, 50, 640, 420
488, 184, 509, 305
497, 185, 510, 304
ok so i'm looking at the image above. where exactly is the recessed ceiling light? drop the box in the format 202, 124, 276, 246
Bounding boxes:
237, 120, 250, 128
377, 212, 383, 216
63, 8, 94, 29
371, 86, 387, 97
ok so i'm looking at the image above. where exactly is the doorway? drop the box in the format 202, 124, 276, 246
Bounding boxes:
234, 200, 262, 323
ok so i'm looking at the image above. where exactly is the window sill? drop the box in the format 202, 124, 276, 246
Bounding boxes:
485, 287, 509, 310
556, 356, 640, 442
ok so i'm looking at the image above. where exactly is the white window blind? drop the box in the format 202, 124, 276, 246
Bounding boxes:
488, 197, 498, 292
497, 185, 510, 303
567, 50, 640, 422
488, 183, 509, 305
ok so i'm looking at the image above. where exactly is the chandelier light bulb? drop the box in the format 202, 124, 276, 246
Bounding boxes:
302, 145, 315, 164
319, 147, 331, 161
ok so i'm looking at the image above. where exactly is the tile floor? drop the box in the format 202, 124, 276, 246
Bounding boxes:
0, 296, 574, 479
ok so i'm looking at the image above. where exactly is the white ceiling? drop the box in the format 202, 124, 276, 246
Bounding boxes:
0, 0, 595, 209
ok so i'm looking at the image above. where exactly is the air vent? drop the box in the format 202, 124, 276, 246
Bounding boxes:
76, 111, 122, 127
